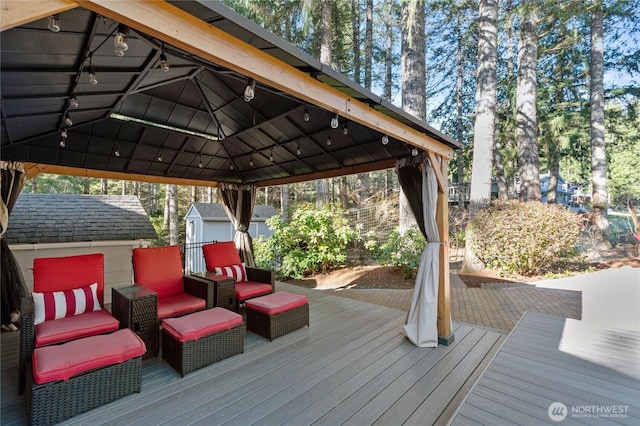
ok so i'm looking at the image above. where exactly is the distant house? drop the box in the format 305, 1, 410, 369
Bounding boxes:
184, 203, 278, 273
5, 194, 157, 304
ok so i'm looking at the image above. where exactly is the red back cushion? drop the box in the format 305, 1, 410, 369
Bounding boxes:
132, 245, 184, 298
33, 253, 105, 305
202, 241, 242, 270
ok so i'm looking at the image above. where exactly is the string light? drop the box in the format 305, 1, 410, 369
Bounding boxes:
303, 107, 310, 122
243, 78, 255, 102
114, 143, 120, 157
269, 149, 274, 162
342, 123, 349, 135
88, 65, 97, 85
381, 135, 389, 145
411, 147, 419, 156
326, 136, 332, 146
198, 153, 203, 168
114, 24, 129, 57
157, 150, 163, 162
296, 144, 301, 156
249, 156, 254, 167
65, 115, 73, 126
230, 163, 234, 170
59, 129, 67, 147
47, 15, 60, 33
330, 114, 339, 129
69, 94, 78, 108
160, 53, 169, 72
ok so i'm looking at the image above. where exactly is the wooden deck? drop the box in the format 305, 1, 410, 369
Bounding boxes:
1, 282, 506, 426
449, 312, 640, 425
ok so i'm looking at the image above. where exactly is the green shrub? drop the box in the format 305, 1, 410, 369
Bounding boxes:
257, 203, 359, 279
467, 200, 584, 275
367, 226, 426, 278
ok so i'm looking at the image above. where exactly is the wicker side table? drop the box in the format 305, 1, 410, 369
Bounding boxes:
112, 286, 158, 358
191, 272, 236, 311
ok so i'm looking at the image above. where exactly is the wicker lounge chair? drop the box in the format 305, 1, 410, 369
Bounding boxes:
132, 245, 212, 322
19, 253, 120, 394
202, 241, 274, 310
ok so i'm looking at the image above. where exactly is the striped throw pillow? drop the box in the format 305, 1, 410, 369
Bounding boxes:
214, 264, 247, 282
32, 283, 101, 325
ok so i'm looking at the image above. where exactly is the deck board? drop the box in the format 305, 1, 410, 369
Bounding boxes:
1, 282, 505, 426
449, 312, 640, 425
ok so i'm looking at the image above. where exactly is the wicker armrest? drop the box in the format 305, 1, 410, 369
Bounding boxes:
184, 275, 215, 309
19, 296, 35, 394
246, 267, 275, 290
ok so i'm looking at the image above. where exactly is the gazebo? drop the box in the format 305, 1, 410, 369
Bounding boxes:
1, 0, 460, 345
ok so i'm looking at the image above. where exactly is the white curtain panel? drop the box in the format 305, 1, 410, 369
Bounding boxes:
403, 158, 440, 347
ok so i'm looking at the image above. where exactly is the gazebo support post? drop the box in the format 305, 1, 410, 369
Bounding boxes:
436, 158, 454, 345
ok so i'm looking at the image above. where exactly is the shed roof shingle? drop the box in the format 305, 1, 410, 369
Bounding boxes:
4, 194, 158, 244
189, 203, 278, 220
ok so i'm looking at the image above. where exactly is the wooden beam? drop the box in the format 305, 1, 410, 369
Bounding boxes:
427, 151, 446, 193
436, 160, 453, 345
24, 163, 219, 188
257, 159, 397, 187
0, 0, 77, 32
74, 0, 454, 160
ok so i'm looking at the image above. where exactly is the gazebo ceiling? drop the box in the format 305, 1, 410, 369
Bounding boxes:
0, 0, 459, 187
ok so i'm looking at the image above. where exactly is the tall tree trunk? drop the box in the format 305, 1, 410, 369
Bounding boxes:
320, 0, 332, 67
133, 181, 139, 196
364, 0, 373, 89
504, 0, 517, 199
281, 184, 289, 221
589, 0, 610, 245
82, 177, 90, 194
316, 0, 332, 206
469, 0, 498, 215
516, 0, 541, 202
168, 184, 179, 245
351, 0, 361, 84
399, 0, 425, 234
455, 14, 466, 208
384, 0, 394, 100
101, 178, 108, 195
207, 187, 213, 203
31, 175, 38, 192
163, 185, 170, 230
463, 0, 498, 273
121, 180, 126, 196
547, 53, 565, 205
190, 186, 197, 204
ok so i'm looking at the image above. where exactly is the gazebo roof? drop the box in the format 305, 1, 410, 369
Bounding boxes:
0, 0, 458, 188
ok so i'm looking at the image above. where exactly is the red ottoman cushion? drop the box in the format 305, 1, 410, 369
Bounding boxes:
245, 291, 308, 315
32, 329, 146, 384
162, 308, 243, 342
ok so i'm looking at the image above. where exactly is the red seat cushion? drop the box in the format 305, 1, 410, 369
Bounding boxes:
32, 329, 146, 384
34, 309, 120, 348
33, 253, 106, 305
235, 281, 273, 302
202, 242, 242, 269
162, 308, 243, 342
156, 293, 206, 320
132, 246, 185, 298
245, 291, 308, 315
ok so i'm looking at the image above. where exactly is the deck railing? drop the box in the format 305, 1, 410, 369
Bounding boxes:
182, 240, 217, 274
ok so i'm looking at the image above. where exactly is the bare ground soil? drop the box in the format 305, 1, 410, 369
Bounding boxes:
285, 243, 640, 290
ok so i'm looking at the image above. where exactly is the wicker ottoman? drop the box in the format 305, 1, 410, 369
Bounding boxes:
26, 329, 146, 426
245, 291, 309, 341
161, 308, 244, 377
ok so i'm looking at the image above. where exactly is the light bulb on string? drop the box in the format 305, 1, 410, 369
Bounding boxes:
296, 145, 301, 156
411, 147, 419, 156
47, 15, 60, 32
342, 123, 349, 135
114, 24, 129, 56
89, 65, 97, 85
160, 53, 169, 72
69, 95, 78, 108
243, 78, 255, 102
303, 108, 310, 122
65, 115, 73, 126
381, 135, 389, 145
114, 145, 120, 157
330, 114, 339, 129
326, 136, 332, 146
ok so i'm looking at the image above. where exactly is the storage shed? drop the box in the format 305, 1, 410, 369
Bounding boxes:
4, 194, 157, 304
185, 203, 278, 244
